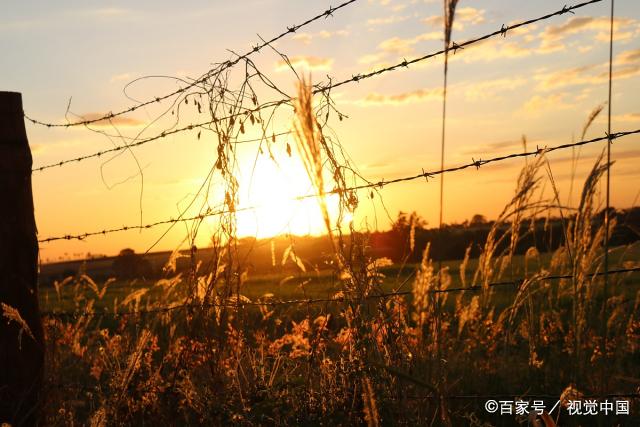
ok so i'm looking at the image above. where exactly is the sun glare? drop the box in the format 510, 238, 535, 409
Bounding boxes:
234, 153, 342, 239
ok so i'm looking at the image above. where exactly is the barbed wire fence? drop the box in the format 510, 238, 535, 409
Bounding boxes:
14, 0, 640, 419
36, 128, 640, 243
30, 0, 605, 173
40, 266, 640, 318
20, 0, 640, 409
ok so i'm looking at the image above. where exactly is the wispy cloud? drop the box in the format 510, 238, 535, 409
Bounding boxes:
522, 93, 571, 114
464, 76, 528, 101
534, 48, 640, 91
367, 15, 410, 27
541, 16, 636, 42
422, 7, 485, 30
275, 56, 333, 72
378, 32, 441, 55
353, 87, 442, 106
74, 113, 144, 128
614, 112, 640, 122
292, 30, 349, 45
453, 38, 532, 63
75, 8, 131, 18
110, 73, 133, 83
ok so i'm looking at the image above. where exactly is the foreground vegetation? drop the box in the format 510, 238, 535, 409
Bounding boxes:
36, 153, 640, 426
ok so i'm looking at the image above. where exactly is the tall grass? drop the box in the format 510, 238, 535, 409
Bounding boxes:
31, 134, 640, 426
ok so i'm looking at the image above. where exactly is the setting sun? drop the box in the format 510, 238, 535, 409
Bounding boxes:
234, 146, 345, 239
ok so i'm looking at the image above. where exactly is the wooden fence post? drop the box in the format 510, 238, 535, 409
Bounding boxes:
0, 91, 44, 426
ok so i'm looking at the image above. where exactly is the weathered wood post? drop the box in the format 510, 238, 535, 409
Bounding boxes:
0, 92, 44, 426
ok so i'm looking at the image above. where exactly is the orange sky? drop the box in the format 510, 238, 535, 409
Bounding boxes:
2, 0, 638, 262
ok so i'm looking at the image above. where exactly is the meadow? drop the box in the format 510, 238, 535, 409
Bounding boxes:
37, 170, 640, 425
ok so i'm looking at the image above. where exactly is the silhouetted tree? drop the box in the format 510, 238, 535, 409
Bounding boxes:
469, 214, 487, 227
112, 248, 152, 279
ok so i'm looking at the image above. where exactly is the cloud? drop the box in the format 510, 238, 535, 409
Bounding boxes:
75, 113, 144, 128
110, 73, 133, 83
29, 143, 45, 154
275, 56, 333, 72
541, 16, 635, 41
87, 8, 129, 17
458, 139, 526, 156
292, 30, 349, 45
367, 15, 409, 26
616, 48, 640, 65
354, 87, 442, 106
378, 32, 441, 55
614, 112, 640, 122
464, 77, 528, 101
537, 16, 639, 51
522, 93, 571, 114
454, 38, 532, 63
358, 52, 386, 65
422, 7, 485, 30
534, 48, 640, 91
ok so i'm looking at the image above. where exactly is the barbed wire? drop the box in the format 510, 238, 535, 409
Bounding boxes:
31, 0, 604, 173
37, 128, 640, 243
315, 0, 604, 92
40, 266, 640, 318
23, 0, 359, 129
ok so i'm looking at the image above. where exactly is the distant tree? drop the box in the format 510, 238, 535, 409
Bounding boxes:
112, 248, 152, 279
469, 214, 488, 227
392, 211, 427, 232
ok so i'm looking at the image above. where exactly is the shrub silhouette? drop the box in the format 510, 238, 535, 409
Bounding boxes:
112, 248, 152, 279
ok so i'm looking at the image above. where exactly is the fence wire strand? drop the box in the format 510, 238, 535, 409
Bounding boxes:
23, 0, 359, 129
30, 0, 605, 173
37, 128, 640, 243
40, 266, 640, 318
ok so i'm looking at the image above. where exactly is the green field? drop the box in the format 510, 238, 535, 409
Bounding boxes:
39, 242, 640, 316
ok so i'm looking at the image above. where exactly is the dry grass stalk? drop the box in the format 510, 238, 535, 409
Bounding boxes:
1, 302, 35, 349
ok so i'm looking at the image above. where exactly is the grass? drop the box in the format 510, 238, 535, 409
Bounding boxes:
40, 243, 640, 315
17, 47, 640, 427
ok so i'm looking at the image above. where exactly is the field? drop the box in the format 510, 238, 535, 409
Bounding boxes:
37, 232, 640, 425
40, 244, 640, 315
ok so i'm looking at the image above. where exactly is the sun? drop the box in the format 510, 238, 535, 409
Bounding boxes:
233, 153, 343, 239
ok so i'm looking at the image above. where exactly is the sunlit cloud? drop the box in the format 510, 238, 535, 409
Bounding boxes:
614, 112, 640, 122
74, 113, 144, 128
353, 87, 442, 106
464, 76, 528, 101
454, 39, 532, 63
87, 8, 130, 17
616, 48, 640, 65
358, 52, 386, 65
378, 32, 441, 55
540, 16, 636, 42
422, 7, 485, 30
367, 15, 410, 26
275, 56, 334, 72
522, 93, 571, 114
534, 48, 640, 91
110, 73, 133, 83
458, 139, 526, 156
292, 30, 349, 45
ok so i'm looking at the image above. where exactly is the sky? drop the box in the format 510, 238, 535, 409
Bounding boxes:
1, 0, 639, 262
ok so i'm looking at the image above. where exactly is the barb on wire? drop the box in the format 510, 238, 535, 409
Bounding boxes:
23, 0, 359, 129
37, 128, 640, 243
32, 0, 605, 173
40, 267, 640, 318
